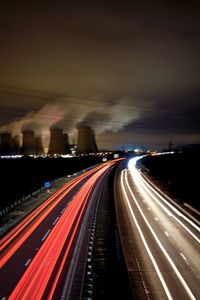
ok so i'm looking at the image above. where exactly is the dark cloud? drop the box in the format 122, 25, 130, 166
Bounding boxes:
0, 0, 200, 149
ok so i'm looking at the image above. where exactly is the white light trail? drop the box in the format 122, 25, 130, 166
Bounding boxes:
141, 175, 200, 233
120, 170, 173, 300
123, 169, 196, 300
137, 177, 200, 243
128, 157, 200, 243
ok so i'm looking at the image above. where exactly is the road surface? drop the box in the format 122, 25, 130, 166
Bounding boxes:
116, 157, 200, 300
0, 159, 122, 299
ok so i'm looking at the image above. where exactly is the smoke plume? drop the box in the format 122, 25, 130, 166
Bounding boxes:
0, 97, 141, 140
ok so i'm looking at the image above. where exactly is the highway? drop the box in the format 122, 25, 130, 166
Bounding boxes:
117, 156, 200, 300
0, 159, 122, 299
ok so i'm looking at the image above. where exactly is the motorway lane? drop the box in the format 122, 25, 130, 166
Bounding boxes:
129, 158, 200, 284
9, 185, 94, 300
0, 168, 103, 297
8, 161, 119, 300
118, 158, 200, 300
0, 177, 80, 250
0, 164, 105, 253
0, 164, 104, 296
0, 160, 122, 299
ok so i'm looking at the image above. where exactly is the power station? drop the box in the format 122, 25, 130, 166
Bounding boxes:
12, 135, 21, 155
63, 133, 71, 154
76, 126, 98, 154
48, 128, 70, 155
35, 136, 45, 155
21, 131, 36, 155
0, 126, 98, 156
0, 133, 13, 155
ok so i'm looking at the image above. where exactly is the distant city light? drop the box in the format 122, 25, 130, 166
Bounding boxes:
0, 155, 22, 159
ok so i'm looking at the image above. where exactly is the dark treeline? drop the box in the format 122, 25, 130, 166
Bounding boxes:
0, 156, 103, 210
141, 151, 200, 211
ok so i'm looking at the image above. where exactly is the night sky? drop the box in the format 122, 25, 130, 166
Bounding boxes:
0, 1, 200, 150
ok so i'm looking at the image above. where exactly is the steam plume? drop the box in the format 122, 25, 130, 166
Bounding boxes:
0, 97, 141, 141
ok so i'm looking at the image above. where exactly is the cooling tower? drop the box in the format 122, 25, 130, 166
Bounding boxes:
35, 136, 45, 154
0, 132, 13, 155
12, 135, 21, 155
48, 128, 69, 154
63, 133, 71, 154
21, 131, 36, 155
92, 129, 98, 152
76, 126, 98, 154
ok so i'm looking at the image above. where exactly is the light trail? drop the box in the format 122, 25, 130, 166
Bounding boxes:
128, 157, 200, 235
46, 185, 94, 300
0, 164, 110, 268
128, 157, 200, 243
0, 164, 105, 250
120, 170, 173, 300
142, 174, 200, 226
123, 169, 196, 300
134, 175, 199, 243
0, 178, 83, 268
121, 156, 200, 299
3, 159, 122, 299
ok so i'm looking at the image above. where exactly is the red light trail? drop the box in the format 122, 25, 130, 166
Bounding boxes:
0, 159, 123, 299
0, 163, 107, 267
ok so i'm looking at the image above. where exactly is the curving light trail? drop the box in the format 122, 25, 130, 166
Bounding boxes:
119, 156, 200, 300
120, 170, 173, 300
0, 159, 123, 299
0, 164, 105, 250
0, 164, 109, 268
8, 162, 116, 300
128, 157, 200, 241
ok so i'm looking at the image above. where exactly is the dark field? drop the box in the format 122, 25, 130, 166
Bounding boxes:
0, 156, 103, 211
141, 151, 200, 211
1, 152, 199, 214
